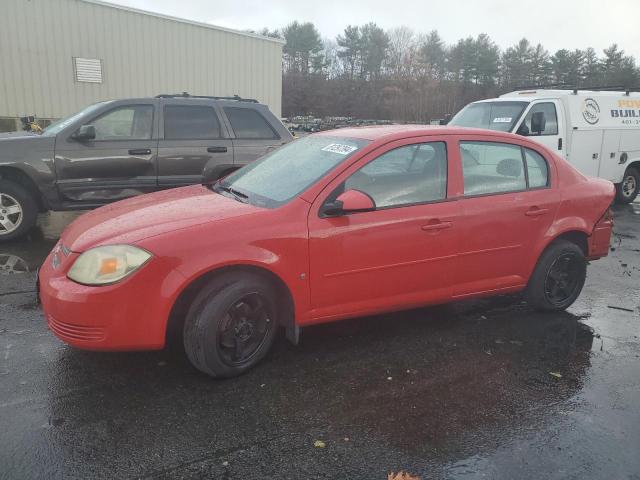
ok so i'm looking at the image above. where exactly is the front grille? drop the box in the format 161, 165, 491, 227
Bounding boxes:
48, 316, 105, 342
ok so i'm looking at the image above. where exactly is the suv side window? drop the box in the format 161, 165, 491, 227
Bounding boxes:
461, 141, 526, 195
164, 105, 221, 140
344, 142, 447, 208
524, 147, 549, 188
91, 105, 153, 140
224, 107, 278, 139
517, 102, 558, 136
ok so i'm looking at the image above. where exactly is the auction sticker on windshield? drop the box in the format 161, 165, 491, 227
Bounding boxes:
321, 143, 358, 155
492, 117, 512, 123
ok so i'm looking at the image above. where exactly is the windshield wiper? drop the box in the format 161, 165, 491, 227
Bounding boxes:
215, 184, 249, 202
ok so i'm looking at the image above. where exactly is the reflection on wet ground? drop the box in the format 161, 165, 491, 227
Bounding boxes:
0, 203, 638, 479
0, 211, 81, 274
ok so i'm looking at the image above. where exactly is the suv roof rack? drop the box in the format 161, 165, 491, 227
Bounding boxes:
155, 92, 259, 103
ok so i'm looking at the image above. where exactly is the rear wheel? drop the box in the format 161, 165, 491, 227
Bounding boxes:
183, 273, 279, 378
615, 167, 639, 204
0, 180, 38, 242
525, 240, 587, 311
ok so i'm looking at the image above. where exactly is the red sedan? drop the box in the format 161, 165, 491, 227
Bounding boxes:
39, 126, 614, 378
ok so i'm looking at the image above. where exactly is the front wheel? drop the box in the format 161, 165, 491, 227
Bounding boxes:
183, 273, 279, 378
615, 167, 639, 204
525, 240, 587, 311
0, 180, 38, 242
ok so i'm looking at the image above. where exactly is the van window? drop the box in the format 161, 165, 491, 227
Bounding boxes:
461, 141, 526, 195
524, 148, 549, 188
449, 101, 527, 132
164, 106, 221, 139
517, 103, 558, 136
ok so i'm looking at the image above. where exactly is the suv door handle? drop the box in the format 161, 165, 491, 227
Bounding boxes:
207, 146, 228, 153
421, 220, 452, 232
128, 148, 151, 155
525, 207, 549, 217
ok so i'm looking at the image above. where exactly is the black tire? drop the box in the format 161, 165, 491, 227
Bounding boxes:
525, 240, 587, 312
0, 179, 38, 242
183, 272, 279, 378
615, 167, 639, 204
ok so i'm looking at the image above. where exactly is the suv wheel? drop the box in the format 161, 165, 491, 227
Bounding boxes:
0, 180, 37, 242
183, 272, 279, 378
525, 240, 587, 311
615, 167, 639, 204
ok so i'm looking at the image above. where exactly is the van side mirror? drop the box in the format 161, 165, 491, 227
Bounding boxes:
531, 111, 546, 134
73, 125, 96, 141
322, 189, 376, 216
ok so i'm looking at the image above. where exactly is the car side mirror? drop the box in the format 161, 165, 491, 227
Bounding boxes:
322, 189, 375, 216
73, 125, 96, 141
531, 111, 546, 134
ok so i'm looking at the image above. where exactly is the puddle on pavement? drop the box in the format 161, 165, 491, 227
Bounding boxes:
0, 211, 82, 275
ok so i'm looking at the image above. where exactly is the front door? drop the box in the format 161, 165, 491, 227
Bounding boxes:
157, 100, 234, 187
514, 100, 565, 156
307, 138, 460, 321
54, 102, 158, 205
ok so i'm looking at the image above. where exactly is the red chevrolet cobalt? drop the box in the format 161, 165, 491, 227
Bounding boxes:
39, 126, 614, 377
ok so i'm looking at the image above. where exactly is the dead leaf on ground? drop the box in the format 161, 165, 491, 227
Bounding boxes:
388, 471, 421, 480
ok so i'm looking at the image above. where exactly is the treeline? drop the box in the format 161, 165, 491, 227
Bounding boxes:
252, 23, 639, 121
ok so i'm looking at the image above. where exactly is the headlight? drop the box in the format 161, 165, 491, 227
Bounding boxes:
67, 245, 152, 285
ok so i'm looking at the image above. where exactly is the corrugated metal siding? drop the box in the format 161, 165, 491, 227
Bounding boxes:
0, 0, 283, 118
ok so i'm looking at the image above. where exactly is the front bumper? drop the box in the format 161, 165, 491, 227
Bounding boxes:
39, 247, 186, 351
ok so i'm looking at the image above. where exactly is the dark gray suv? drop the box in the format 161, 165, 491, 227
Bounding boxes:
0, 94, 292, 241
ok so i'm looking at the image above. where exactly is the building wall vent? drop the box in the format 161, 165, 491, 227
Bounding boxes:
73, 57, 103, 83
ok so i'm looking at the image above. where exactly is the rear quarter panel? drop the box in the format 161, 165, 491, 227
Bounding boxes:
531, 152, 615, 265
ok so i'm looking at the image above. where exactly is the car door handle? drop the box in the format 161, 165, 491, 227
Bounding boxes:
207, 146, 228, 153
421, 221, 452, 231
525, 207, 549, 217
128, 148, 151, 155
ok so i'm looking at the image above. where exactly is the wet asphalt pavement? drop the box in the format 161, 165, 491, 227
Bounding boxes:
0, 205, 639, 480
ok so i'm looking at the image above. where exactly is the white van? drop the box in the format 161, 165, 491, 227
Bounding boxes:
450, 89, 640, 203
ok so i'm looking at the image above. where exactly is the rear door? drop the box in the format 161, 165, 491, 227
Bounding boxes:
54, 100, 158, 205
221, 105, 288, 166
569, 130, 603, 177
453, 137, 559, 297
157, 99, 233, 187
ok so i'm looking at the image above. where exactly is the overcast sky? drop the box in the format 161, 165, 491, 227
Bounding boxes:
113, 0, 640, 60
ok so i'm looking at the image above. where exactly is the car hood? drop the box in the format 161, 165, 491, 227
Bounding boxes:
62, 185, 263, 252
0, 131, 39, 139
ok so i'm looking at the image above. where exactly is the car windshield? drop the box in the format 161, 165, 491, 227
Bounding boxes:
41, 101, 110, 137
214, 135, 370, 208
449, 101, 528, 132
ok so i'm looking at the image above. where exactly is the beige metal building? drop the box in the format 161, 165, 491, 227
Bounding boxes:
0, 0, 284, 132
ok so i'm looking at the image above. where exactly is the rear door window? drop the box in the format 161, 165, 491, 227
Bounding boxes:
164, 105, 221, 139
524, 148, 549, 188
224, 107, 278, 139
461, 141, 526, 195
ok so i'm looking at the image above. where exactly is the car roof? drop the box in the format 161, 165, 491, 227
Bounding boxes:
314, 125, 519, 142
